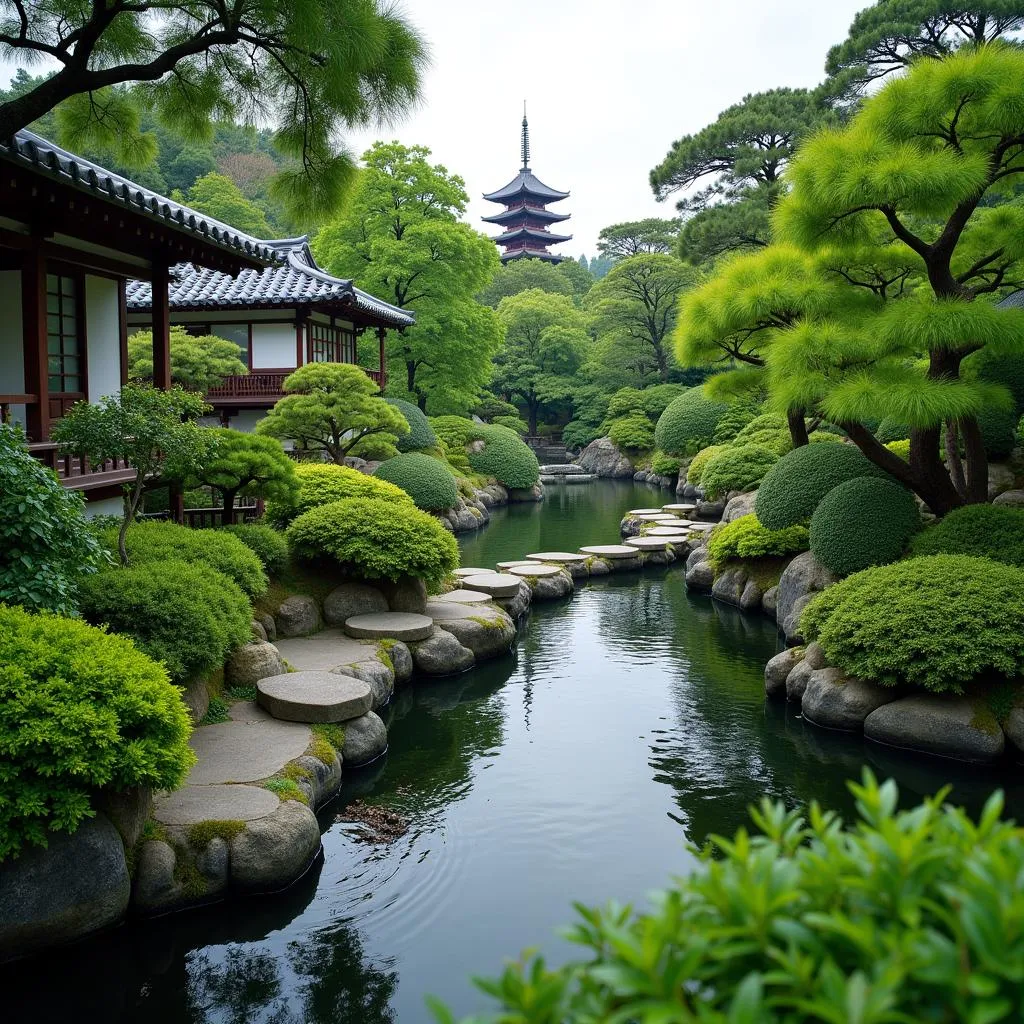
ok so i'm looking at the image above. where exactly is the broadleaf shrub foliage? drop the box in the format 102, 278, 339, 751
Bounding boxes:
373, 452, 459, 511
707, 514, 809, 570
0, 605, 194, 859
698, 442, 779, 499
438, 772, 1024, 1024
287, 497, 459, 588
222, 524, 290, 575
607, 413, 656, 452
650, 450, 681, 476
801, 554, 1024, 693
686, 444, 726, 484
910, 503, 1024, 567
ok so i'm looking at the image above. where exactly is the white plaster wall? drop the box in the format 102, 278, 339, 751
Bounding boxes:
0, 270, 26, 429
251, 323, 297, 370
83, 496, 124, 518
85, 275, 122, 403
226, 409, 267, 434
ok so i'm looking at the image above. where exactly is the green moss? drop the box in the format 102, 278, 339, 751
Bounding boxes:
172, 849, 208, 899
281, 761, 314, 782
186, 819, 245, 849
469, 615, 506, 631
311, 723, 346, 751
263, 776, 309, 804
200, 696, 230, 725
140, 819, 168, 844
375, 641, 395, 672
227, 684, 258, 701
308, 738, 337, 765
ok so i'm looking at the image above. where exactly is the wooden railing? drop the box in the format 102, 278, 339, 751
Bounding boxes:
204, 366, 385, 406
0, 393, 37, 425
26, 441, 136, 491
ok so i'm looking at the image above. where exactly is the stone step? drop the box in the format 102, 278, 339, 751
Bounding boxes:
344, 612, 435, 641
496, 559, 538, 571
257, 671, 373, 723
662, 503, 697, 513
454, 566, 491, 579
538, 464, 587, 474
505, 563, 566, 578
627, 507, 665, 515
525, 551, 587, 564
646, 526, 695, 537
625, 536, 671, 551
460, 573, 523, 598
436, 588, 494, 604
579, 544, 638, 560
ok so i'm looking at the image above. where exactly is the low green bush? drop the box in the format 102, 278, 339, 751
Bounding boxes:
373, 453, 459, 511
387, 398, 437, 452
79, 559, 253, 684
429, 415, 479, 452
707, 514, 809, 569
604, 386, 645, 420
802, 553, 1024, 692
711, 404, 758, 444
731, 412, 787, 442
467, 424, 540, 489
0, 424, 107, 614
699, 443, 779, 499
263, 462, 412, 529
875, 417, 910, 443
440, 771, 1024, 1024
607, 413, 656, 452
755, 442, 891, 529
977, 402, 1018, 459
809, 476, 921, 576
491, 414, 528, 436
221, 524, 289, 575
102, 520, 267, 599
886, 438, 911, 460
911, 503, 1024, 567
560, 418, 602, 450
654, 387, 730, 456
650, 450, 681, 476
686, 444, 726, 484
0, 604, 194, 859
963, 348, 1024, 413
286, 497, 459, 589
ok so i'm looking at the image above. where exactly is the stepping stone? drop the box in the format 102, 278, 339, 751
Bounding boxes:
687, 522, 716, 531
629, 513, 665, 521
461, 573, 522, 598
662, 503, 696, 513
426, 601, 488, 620
438, 588, 493, 604
525, 551, 586, 564
156, 784, 280, 826
579, 544, 639, 560
625, 536, 670, 551
496, 559, 538, 571
454, 567, 490, 579
344, 612, 434, 641
627, 508, 664, 515
646, 526, 696, 536
652, 517, 687, 526
187, 718, 312, 784
506, 563, 566, 578
257, 670, 372, 723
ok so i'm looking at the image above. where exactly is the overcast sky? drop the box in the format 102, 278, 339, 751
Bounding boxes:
345, 0, 869, 257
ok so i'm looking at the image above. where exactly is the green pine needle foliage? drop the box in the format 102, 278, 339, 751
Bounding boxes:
699, 443, 779, 499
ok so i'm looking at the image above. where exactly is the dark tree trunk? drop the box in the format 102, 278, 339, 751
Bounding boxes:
787, 410, 809, 448
222, 488, 238, 527
944, 421, 967, 499
406, 360, 417, 397
960, 416, 989, 504
527, 398, 539, 436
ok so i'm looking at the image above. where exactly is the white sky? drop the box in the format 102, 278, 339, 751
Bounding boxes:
346, 0, 869, 256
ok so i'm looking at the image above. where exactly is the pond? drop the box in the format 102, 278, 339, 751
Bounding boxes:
8, 479, 1024, 1023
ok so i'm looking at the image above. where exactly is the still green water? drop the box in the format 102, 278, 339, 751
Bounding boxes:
7, 480, 1023, 1023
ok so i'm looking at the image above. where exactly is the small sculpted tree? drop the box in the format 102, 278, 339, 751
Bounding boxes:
597, 218, 680, 259
191, 429, 298, 525
256, 363, 409, 465
127, 326, 247, 392
52, 385, 211, 564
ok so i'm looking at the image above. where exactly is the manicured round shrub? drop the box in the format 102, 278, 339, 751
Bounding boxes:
79, 559, 253, 684
875, 417, 910, 443
977, 402, 1017, 459
654, 387, 730, 456
221, 523, 289, 574
731, 413, 788, 442
103, 520, 268, 599
387, 397, 437, 452
373, 452, 459, 511
650, 450, 681, 476
711, 404, 758, 444
910, 503, 1024, 567
491, 414, 528, 436
707, 514, 809, 569
638, 383, 686, 420
264, 462, 412, 528
809, 476, 921, 576
429, 415, 479, 452
885, 438, 911, 460
607, 413, 656, 452
754, 442, 891, 529
468, 424, 540, 489
699, 443, 779, 499
286, 497, 459, 589
0, 604, 194, 858
605, 386, 645, 419
801, 554, 1024, 692
686, 444, 727, 484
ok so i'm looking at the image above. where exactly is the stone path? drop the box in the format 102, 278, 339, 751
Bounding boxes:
345, 612, 434, 641
257, 671, 372, 723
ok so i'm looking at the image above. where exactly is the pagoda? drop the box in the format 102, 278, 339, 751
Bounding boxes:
482, 109, 571, 263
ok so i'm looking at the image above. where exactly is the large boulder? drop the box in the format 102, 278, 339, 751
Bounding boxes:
388, 641, 414, 684
340, 711, 388, 766
509, 482, 545, 502
226, 641, 285, 687
761, 586, 779, 618
864, 695, 1005, 763
341, 659, 395, 710
988, 462, 1017, 499
775, 552, 838, 644
1004, 706, 1024, 759
685, 559, 714, 592
695, 498, 726, 520
577, 437, 634, 478
765, 647, 804, 699
377, 575, 429, 614
801, 669, 898, 731
529, 570, 574, 601
435, 610, 517, 661
993, 488, 1024, 508
275, 595, 322, 638
94, 785, 152, 850
785, 659, 816, 702
323, 583, 388, 626
0, 813, 130, 960
496, 581, 532, 619
409, 627, 475, 676
711, 566, 762, 610
131, 840, 182, 915
229, 800, 321, 891
722, 491, 758, 523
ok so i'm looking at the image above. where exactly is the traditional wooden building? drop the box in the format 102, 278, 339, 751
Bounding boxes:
482, 110, 572, 263
125, 236, 414, 431
0, 129, 282, 508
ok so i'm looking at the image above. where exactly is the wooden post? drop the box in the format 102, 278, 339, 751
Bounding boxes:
152, 259, 171, 390
21, 246, 49, 440
377, 327, 387, 391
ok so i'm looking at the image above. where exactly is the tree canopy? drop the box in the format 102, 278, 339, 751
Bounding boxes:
597, 218, 680, 259
128, 325, 247, 392
175, 173, 273, 237
0, 0, 426, 220
477, 258, 574, 307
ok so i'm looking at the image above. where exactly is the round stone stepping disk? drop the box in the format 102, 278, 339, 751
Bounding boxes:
506, 563, 565, 578
579, 544, 639, 560
687, 522, 716, 531
344, 612, 434, 641
156, 784, 279, 825
627, 508, 664, 515
525, 551, 586, 564
438, 588, 493, 604
662, 503, 696, 513
454, 567, 490, 579
426, 601, 486, 620
462, 573, 522, 598
625, 536, 670, 551
257, 670, 372, 723
496, 560, 537, 571
629, 513, 665, 521
646, 526, 694, 536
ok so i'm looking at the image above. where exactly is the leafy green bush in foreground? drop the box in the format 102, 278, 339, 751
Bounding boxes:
434, 772, 1024, 1024
911, 503, 1024, 568
467, 424, 540, 489
707, 514, 809, 570
698, 442, 779, 499
222, 523, 290, 575
0, 605, 194, 858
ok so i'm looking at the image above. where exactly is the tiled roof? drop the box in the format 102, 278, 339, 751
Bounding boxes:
492, 225, 572, 246
483, 169, 569, 203
502, 247, 566, 263
998, 290, 1024, 309
1, 130, 280, 265
125, 238, 415, 328
481, 205, 570, 225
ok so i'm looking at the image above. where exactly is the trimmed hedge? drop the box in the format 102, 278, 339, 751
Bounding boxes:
607, 413, 656, 452
639, 383, 687, 420
491, 414, 528, 435
654, 387, 730, 457
875, 417, 909, 443
264, 462, 412, 529
699, 442, 779, 499
801, 554, 1024, 693
373, 452, 459, 511
809, 476, 920, 576
650, 450, 681, 476
467, 424, 540, 489
222, 523, 289, 574
0, 605, 194, 858
686, 444, 727, 485
707, 514, 809, 570
286, 497, 459, 589
754, 442, 891, 529
911, 503, 1024, 567
79, 559, 253, 684
105, 520, 267, 599
711, 404, 758, 444
429, 415, 478, 451
387, 397, 437, 452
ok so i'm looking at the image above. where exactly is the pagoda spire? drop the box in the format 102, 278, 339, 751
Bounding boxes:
521, 101, 530, 170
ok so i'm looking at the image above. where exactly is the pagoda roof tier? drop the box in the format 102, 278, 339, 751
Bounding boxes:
492, 225, 573, 246
483, 168, 569, 203
502, 248, 566, 264
481, 205, 571, 225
